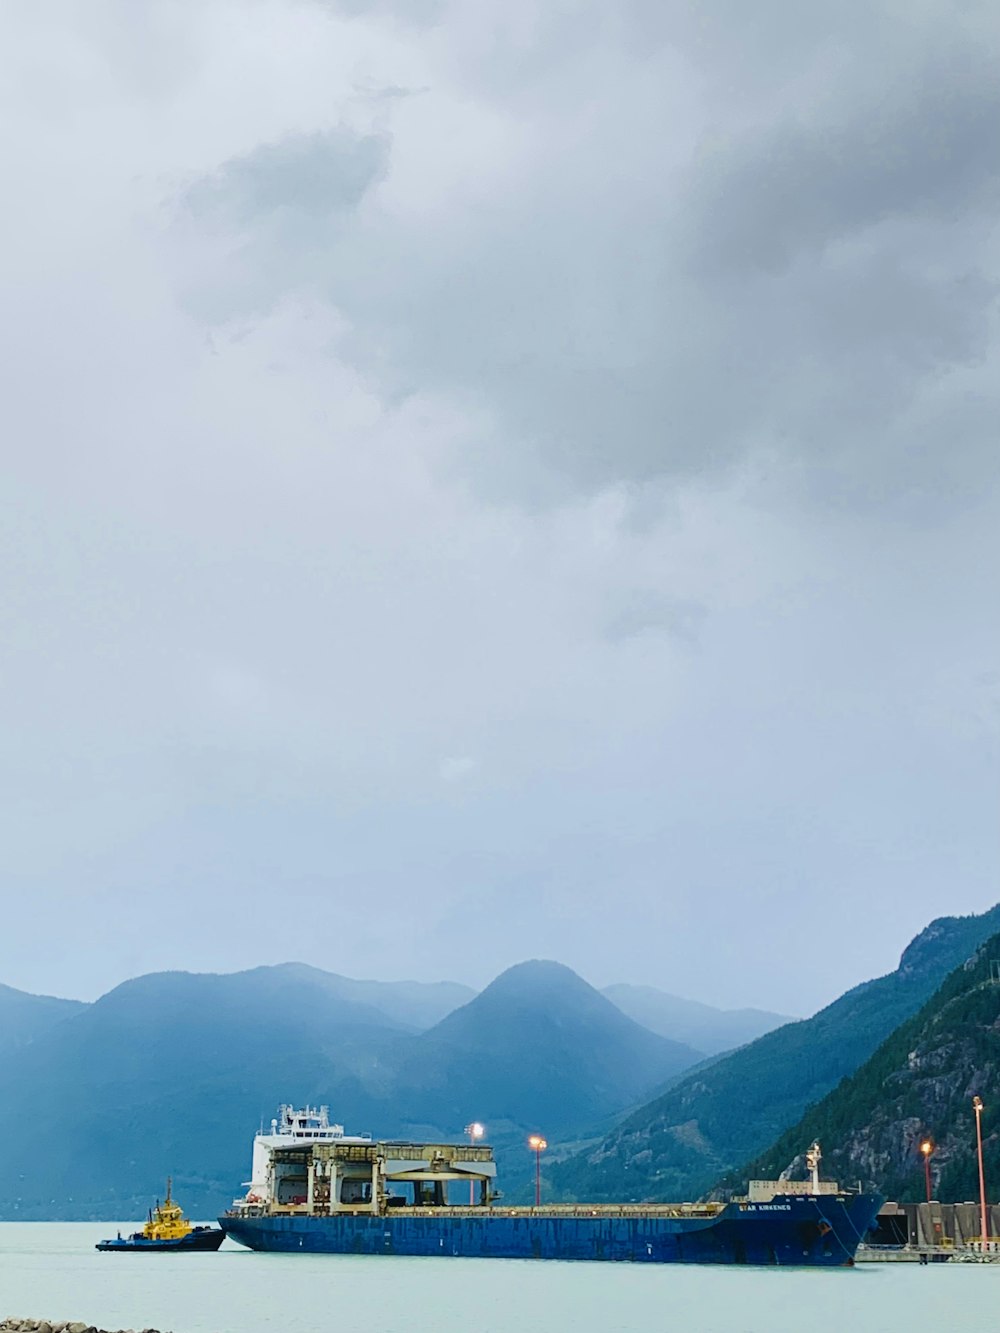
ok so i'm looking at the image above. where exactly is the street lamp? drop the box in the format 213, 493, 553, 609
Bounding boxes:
974, 1097, 989, 1251
919, 1139, 933, 1204
528, 1135, 547, 1207
464, 1122, 485, 1206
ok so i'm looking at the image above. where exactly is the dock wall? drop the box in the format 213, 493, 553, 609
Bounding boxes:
873, 1201, 1000, 1250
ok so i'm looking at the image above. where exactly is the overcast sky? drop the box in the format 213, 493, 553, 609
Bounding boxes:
1, 0, 998, 1015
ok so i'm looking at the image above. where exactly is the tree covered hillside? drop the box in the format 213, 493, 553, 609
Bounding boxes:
0, 983, 85, 1056
549, 906, 1000, 1203
720, 931, 1000, 1204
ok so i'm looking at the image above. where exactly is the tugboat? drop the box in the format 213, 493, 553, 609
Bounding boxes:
96, 1178, 225, 1252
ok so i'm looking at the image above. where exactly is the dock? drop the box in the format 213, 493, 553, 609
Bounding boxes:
861, 1200, 1000, 1262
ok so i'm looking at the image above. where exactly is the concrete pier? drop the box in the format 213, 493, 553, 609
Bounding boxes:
863, 1201, 1000, 1261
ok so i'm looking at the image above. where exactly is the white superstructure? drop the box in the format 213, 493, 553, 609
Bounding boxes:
241, 1105, 372, 1205
232, 1108, 497, 1215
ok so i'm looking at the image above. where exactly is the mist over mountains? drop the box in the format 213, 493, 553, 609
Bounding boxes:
0, 960, 707, 1219
600, 985, 792, 1056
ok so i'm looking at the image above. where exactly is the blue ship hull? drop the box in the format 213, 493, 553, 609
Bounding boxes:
221, 1193, 882, 1266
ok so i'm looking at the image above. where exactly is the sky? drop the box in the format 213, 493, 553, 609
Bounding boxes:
1, 0, 998, 1015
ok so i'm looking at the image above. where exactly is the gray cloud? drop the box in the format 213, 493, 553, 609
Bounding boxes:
177, 129, 390, 321
602, 593, 706, 646
179, 0, 1000, 512
310, 0, 444, 22
186, 130, 390, 225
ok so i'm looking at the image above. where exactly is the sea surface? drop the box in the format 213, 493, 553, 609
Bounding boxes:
1, 1224, 997, 1333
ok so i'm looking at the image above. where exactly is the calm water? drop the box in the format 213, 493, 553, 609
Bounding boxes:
1, 1224, 998, 1333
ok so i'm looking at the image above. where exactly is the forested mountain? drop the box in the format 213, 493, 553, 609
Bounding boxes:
0, 965, 410, 1220
721, 931, 1000, 1203
550, 905, 1000, 1203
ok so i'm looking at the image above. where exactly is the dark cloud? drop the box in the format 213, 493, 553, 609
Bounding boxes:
686, 46, 1000, 274
186, 129, 390, 225
181, 1, 1000, 512
176, 128, 390, 320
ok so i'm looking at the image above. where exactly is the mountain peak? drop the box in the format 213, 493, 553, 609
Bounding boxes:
406, 960, 703, 1144
482, 959, 589, 997
897, 905, 1000, 979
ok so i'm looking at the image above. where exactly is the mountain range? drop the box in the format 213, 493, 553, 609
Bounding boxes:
0, 968, 789, 1054
0, 960, 699, 1219
4, 908, 999, 1219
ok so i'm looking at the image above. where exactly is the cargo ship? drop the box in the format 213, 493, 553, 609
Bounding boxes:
220, 1109, 882, 1265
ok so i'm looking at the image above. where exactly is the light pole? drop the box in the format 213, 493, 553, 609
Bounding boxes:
528, 1135, 547, 1207
464, 1122, 484, 1206
974, 1097, 989, 1251
920, 1139, 933, 1204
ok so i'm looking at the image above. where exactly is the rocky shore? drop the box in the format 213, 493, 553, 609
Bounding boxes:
1, 1321, 172, 1333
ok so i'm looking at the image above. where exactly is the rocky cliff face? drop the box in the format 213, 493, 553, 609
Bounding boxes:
726, 935, 1000, 1203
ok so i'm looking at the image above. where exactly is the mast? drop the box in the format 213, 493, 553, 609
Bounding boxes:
805, 1142, 821, 1194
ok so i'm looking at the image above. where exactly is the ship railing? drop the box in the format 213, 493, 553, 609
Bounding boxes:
401, 1203, 725, 1220
241, 1204, 723, 1220
240, 1201, 727, 1220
